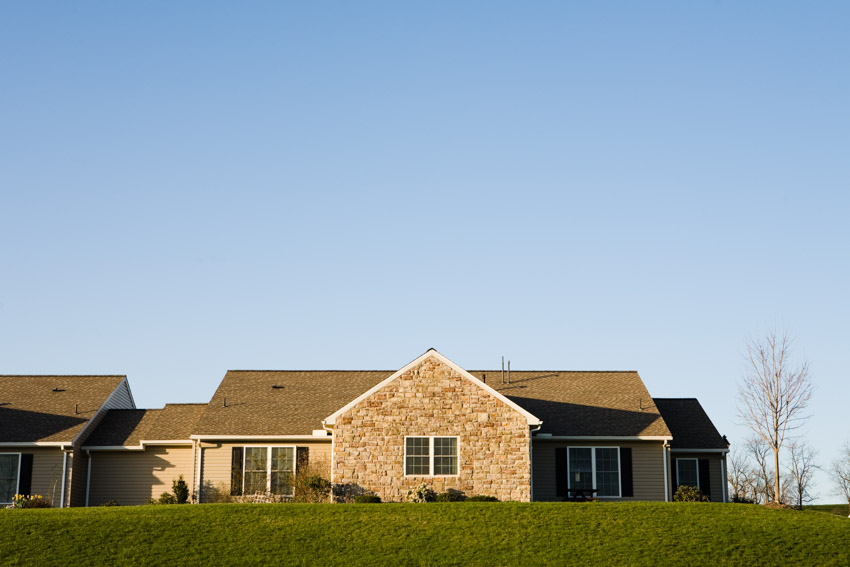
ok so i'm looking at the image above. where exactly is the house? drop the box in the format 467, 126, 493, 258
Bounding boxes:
0, 375, 134, 507
1, 349, 729, 506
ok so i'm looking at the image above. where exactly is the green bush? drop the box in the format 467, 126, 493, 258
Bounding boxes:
353, 494, 381, 504
99, 500, 120, 507
436, 490, 465, 502
465, 495, 499, 502
295, 475, 332, 503
158, 492, 178, 505
673, 485, 709, 502
173, 475, 190, 504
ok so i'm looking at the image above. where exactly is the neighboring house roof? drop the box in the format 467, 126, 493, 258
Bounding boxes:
84, 404, 207, 447
653, 398, 728, 450
473, 371, 672, 438
323, 350, 542, 427
192, 370, 392, 436
0, 375, 127, 443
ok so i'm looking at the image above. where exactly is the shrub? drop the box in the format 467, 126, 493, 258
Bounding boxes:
295, 474, 331, 503
436, 490, 465, 502
10, 494, 50, 509
353, 494, 381, 504
158, 492, 178, 505
673, 485, 709, 502
466, 495, 499, 502
172, 475, 189, 504
406, 483, 436, 503
732, 495, 756, 504
100, 500, 120, 507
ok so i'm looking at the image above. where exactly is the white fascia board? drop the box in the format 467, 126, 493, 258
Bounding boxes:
323, 349, 543, 427
533, 436, 673, 441
669, 448, 729, 454
82, 440, 193, 451
189, 435, 331, 441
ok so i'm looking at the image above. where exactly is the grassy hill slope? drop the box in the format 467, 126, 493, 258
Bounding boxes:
2, 502, 848, 566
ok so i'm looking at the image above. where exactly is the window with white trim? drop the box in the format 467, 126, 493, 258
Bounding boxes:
676, 458, 699, 488
0, 454, 20, 504
404, 437, 458, 476
243, 446, 295, 495
567, 447, 621, 497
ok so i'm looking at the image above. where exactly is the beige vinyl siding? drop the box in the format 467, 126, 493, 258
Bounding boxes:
532, 440, 667, 502
671, 452, 726, 502
0, 447, 65, 505
198, 440, 331, 502
88, 446, 194, 506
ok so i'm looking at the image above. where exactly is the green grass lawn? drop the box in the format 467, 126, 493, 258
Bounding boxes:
805, 503, 850, 517
2, 502, 848, 566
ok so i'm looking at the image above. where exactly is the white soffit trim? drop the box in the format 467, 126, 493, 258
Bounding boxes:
670, 448, 729, 454
323, 349, 543, 427
0, 442, 71, 447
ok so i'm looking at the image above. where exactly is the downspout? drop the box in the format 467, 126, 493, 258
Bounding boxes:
662, 441, 669, 502
721, 455, 728, 503
194, 440, 202, 503
529, 423, 542, 502
60, 449, 69, 508
322, 421, 334, 503
85, 450, 92, 507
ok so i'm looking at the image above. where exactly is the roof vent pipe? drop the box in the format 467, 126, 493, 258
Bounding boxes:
482, 373, 486, 384
507, 360, 511, 384
74, 403, 78, 415
223, 397, 227, 408
501, 357, 505, 384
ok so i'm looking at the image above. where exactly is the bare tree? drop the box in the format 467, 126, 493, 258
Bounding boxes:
786, 439, 818, 509
747, 437, 774, 503
738, 327, 813, 502
833, 442, 850, 517
727, 446, 758, 503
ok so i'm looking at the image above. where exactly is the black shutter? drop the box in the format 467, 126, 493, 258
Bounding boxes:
18, 454, 33, 496
555, 448, 567, 498
296, 447, 309, 473
620, 448, 633, 497
231, 447, 244, 496
698, 459, 711, 500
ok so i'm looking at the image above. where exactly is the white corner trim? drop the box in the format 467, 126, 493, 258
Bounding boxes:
322, 349, 543, 427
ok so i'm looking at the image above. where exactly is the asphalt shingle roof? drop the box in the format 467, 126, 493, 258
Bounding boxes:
0, 375, 126, 443
84, 403, 206, 446
653, 398, 728, 449
191, 369, 672, 438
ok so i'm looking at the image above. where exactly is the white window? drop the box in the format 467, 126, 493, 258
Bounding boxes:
404, 437, 458, 476
243, 446, 295, 495
0, 454, 20, 504
676, 458, 699, 488
567, 447, 621, 498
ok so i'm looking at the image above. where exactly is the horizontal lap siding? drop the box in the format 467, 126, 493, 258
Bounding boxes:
532, 441, 666, 502
88, 446, 194, 506
671, 452, 725, 502
8, 448, 65, 505
199, 440, 332, 502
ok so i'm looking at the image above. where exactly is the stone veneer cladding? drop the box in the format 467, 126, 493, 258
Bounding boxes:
332, 355, 532, 501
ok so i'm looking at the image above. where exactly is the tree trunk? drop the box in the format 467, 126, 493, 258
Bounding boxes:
773, 446, 781, 503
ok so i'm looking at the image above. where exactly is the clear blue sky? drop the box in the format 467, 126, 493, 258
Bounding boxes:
1, 2, 848, 503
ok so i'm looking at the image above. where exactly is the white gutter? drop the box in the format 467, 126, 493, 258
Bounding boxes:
662, 441, 669, 502
83, 440, 194, 451
85, 450, 92, 507
0, 442, 71, 447
668, 448, 730, 454
60, 450, 68, 508
189, 434, 332, 441
533, 435, 673, 441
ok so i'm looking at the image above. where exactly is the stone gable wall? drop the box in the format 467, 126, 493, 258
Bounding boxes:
333, 356, 532, 501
